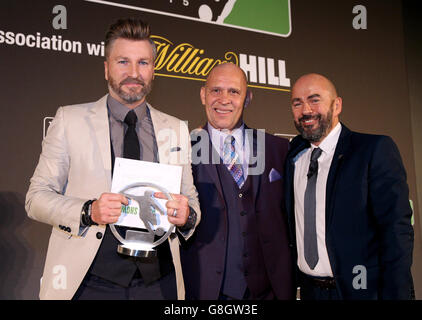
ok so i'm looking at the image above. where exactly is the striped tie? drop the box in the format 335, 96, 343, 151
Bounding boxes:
223, 135, 245, 189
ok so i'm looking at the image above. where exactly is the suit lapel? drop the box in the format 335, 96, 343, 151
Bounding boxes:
202, 126, 225, 203
148, 104, 170, 164
285, 136, 309, 239
246, 127, 261, 200
325, 124, 352, 229
89, 95, 112, 189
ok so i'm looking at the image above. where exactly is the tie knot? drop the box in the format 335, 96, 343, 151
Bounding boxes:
124, 110, 138, 127
311, 148, 322, 162
224, 135, 235, 146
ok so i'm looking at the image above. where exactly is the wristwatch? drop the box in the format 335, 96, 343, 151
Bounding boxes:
178, 206, 197, 232
81, 199, 98, 226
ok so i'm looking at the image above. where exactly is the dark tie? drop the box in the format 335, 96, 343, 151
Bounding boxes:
123, 110, 140, 160
304, 147, 323, 270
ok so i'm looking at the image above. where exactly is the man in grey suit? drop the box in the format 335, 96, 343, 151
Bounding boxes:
25, 18, 200, 300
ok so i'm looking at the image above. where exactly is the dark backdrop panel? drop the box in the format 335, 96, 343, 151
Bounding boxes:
0, 0, 420, 299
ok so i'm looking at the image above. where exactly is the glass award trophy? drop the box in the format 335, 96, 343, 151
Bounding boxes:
109, 182, 175, 258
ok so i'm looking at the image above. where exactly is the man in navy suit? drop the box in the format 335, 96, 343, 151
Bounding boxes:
285, 73, 414, 300
180, 63, 295, 300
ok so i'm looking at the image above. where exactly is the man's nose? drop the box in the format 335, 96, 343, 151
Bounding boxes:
218, 91, 230, 104
302, 101, 313, 114
128, 63, 140, 78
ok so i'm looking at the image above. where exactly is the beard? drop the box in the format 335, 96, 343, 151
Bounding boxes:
108, 74, 152, 104
294, 102, 334, 143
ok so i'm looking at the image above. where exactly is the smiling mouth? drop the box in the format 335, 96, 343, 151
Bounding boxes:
302, 119, 316, 126
300, 115, 320, 127
214, 108, 232, 114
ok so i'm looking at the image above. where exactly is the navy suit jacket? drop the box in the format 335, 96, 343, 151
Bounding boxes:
180, 126, 295, 300
284, 124, 414, 299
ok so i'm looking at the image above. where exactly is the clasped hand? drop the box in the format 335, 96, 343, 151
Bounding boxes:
90, 192, 189, 227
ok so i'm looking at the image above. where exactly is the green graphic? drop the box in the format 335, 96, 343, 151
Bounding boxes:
87, 0, 292, 37
121, 205, 138, 215
222, 0, 291, 37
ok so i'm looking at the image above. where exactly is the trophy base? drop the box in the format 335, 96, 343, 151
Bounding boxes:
117, 243, 157, 258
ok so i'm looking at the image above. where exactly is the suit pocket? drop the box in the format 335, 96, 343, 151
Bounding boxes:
51, 227, 72, 240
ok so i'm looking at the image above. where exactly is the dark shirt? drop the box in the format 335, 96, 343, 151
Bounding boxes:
107, 95, 158, 162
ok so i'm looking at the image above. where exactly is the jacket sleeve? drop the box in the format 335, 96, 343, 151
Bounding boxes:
178, 120, 201, 240
25, 106, 86, 236
369, 136, 414, 299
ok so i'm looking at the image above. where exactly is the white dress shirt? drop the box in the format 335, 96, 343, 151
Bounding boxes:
207, 122, 250, 181
293, 122, 342, 277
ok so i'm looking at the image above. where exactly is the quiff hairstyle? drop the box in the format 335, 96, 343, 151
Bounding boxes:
104, 18, 157, 60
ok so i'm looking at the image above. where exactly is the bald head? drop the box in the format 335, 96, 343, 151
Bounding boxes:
201, 62, 252, 131
290, 73, 342, 145
292, 73, 338, 99
206, 63, 248, 87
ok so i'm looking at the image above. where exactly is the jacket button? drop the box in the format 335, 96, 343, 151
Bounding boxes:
96, 232, 103, 239
240, 210, 247, 216
66, 227, 71, 233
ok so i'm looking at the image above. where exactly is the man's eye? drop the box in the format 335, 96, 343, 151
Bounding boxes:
293, 103, 302, 108
230, 90, 240, 95
118, 60, 128, 65
139, 61, 148, 65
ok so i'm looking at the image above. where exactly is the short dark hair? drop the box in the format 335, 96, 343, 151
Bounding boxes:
104, 18, 157, 59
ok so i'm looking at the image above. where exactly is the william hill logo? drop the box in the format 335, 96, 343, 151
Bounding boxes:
152, 35, 290, 92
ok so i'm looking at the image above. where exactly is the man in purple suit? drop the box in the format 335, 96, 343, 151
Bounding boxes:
180, 63, 295, 300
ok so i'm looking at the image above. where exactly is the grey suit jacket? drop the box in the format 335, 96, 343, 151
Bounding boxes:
25, 95, 200, 300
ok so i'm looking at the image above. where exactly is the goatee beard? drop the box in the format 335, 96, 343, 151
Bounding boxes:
294, 106, 333, 143
108, 76, 152, 104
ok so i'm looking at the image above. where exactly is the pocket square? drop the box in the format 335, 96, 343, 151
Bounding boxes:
269, 168, 282, 182
170, 146, 181, 152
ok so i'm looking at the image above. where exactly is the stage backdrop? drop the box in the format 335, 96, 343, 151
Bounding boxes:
0, 0, 421, 299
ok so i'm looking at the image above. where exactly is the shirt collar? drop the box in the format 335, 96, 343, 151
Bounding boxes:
207, 122, 245, 155
107, 94, 148, 123
208, 122, 244, 143
311, 122, 342, 154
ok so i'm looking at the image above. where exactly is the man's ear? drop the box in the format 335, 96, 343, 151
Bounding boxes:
104, 61, 108, 81
200, 86, 206, 106
244, 90, 253, 108
334, 96, 342, 116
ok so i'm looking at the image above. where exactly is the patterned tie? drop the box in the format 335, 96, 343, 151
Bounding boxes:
223, 135, 245, 189
304, 147, 323, 270
123, 110, 140, 160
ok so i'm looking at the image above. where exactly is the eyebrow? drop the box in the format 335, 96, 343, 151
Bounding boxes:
291, 93, 322, 104
208, 86, 240, 91
307, 94, 321, 100
114, 55, 151, 60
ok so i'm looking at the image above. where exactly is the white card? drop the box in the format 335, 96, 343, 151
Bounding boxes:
111, 157, 182, 232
